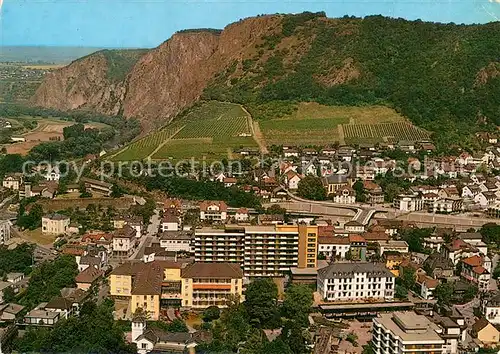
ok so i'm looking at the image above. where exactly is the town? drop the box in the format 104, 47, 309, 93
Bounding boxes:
0, 137, 500, 353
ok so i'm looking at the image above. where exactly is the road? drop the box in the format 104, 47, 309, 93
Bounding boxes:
129, 209, 161, 260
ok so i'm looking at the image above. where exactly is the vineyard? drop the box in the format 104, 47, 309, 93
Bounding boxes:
343, 122, 431, 145
112, 101, 258, 161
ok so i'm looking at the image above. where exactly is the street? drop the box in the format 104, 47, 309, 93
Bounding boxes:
129, 209, 161, 260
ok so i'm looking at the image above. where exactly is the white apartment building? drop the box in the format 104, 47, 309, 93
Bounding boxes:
199, 201, 228, 222
372, 312, 445, 354
160, 213, 180, 232
317, 262, 395, 302
159, 232, 192, 253
377, 240, 409, 255
393, 193, 424, 212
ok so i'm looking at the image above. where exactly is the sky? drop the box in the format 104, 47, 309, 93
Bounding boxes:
0, 0, 499, 48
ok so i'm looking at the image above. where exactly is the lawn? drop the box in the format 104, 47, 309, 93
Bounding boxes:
22, 228, 58, 246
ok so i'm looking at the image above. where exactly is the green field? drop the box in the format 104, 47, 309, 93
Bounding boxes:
112, 101, 258, 161
259, 102, 426, 146
343, 122, 431, 145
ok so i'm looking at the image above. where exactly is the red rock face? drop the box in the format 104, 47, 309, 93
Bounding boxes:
32, 15, 282, 132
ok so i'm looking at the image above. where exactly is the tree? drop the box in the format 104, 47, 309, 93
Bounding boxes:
203, 306, 220, 322
2, 286, 16, 303
353, 179, 367, 203
244, 278, 280, 328
400, 266, 416, 290
282, 284, 313, 326
13, 300, 135, 353
150, 319, 188, 333
297, 176, 327, 201
395, 284, 408, 299
435, 283, 454, 306
110, 184, 125, 198
279, 320, 309, 354
480, 223, 500, 246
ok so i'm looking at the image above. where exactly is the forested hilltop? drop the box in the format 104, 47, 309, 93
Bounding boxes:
32, 13, 500, 146
203, 13, 500, 146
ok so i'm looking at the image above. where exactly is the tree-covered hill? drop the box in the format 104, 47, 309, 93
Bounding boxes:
203, 13, 500, 146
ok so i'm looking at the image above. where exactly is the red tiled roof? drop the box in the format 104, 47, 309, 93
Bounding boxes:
199, 200, 228, 212
318, 236, 350, 245
462, 255, 482, 267
349, 234, 366, 243
472, 266, 488, 275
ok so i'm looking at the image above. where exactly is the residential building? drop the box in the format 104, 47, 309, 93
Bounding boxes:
285, 171, 302, 190
195, 224, 316, 278
333, 186, 356, 204
180, 262, 243, 309
377, 240, 409, 255
344, 220, 365, 233
372, 312, 445, 354
44, 297, 74, 319
75, 267, 103, 291
112, 225, 137, 257
199, 201, 228, 222
234, 208, 249, 222
160, 212, 180, 232
110, 261, 183, 320
24, 308, 61, 327
317, 262, 395, 302
41, 213, 70, 235
384, 252, 405, 277
0, 220, 11, 245
2, 173, 23, 190
422, 253, 454, 279
471, 318, 500, 346
431, 197, 463, 213
349, 234, 367, 261
460, 255, 491, 291
393, 193, 424, 212
417, 274, 439, 300
159, 232, 192, 253
441, 239, 481, 265
484, 292, 500, 325
364, 181, 384, 204
132, 316, 198, 354
318, 236, 350, 260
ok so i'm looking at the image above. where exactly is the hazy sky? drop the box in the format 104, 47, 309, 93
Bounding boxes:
1, 0, 499, 48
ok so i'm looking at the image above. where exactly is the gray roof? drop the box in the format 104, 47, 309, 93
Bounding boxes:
318, 262, 394, 280
138, 328, 193, 345
457, 232, 482, 241
423, 253, 454, 271
324, 174, 348, 184
159, 231, 192, 241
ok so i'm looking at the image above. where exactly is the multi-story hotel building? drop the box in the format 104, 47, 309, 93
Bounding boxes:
372, 312, 445, 354
180, 262, 243, 309
194, 224, 317, 277
317, 262, 395, 302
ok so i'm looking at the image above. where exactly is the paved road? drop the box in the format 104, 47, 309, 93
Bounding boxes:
129, 209, 161, 260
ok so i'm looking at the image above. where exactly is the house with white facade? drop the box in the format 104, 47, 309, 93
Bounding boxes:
112, 225, 137, 257
160, 212, 180, 232
317, 236, 350, 260
159, 232, 192, 253
234, 208, 249, 222
199, 201, 228, 222
333, 186, 356, 204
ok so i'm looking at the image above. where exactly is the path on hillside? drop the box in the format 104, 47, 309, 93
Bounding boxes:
240, 104, 269, 154
239, 104, 269, 154
146, 125, 185, 160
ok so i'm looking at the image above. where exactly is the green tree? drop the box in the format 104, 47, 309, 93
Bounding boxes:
297, 175, 327, 201
353, 179, 367, 203
203, 305, 221, 322
282, 284, 313, 326
400, 266, 416, 290
279, 320, 309, 354
435, 283, 454, 306
244, 278, 280, 328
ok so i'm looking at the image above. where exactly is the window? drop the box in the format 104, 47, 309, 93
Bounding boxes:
142, 343, 147, 349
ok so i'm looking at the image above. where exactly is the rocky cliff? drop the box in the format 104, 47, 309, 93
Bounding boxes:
32, 15, 284, 131
32, 13, 500, 136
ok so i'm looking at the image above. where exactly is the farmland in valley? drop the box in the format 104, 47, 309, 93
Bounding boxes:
112, 101, 258, 161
